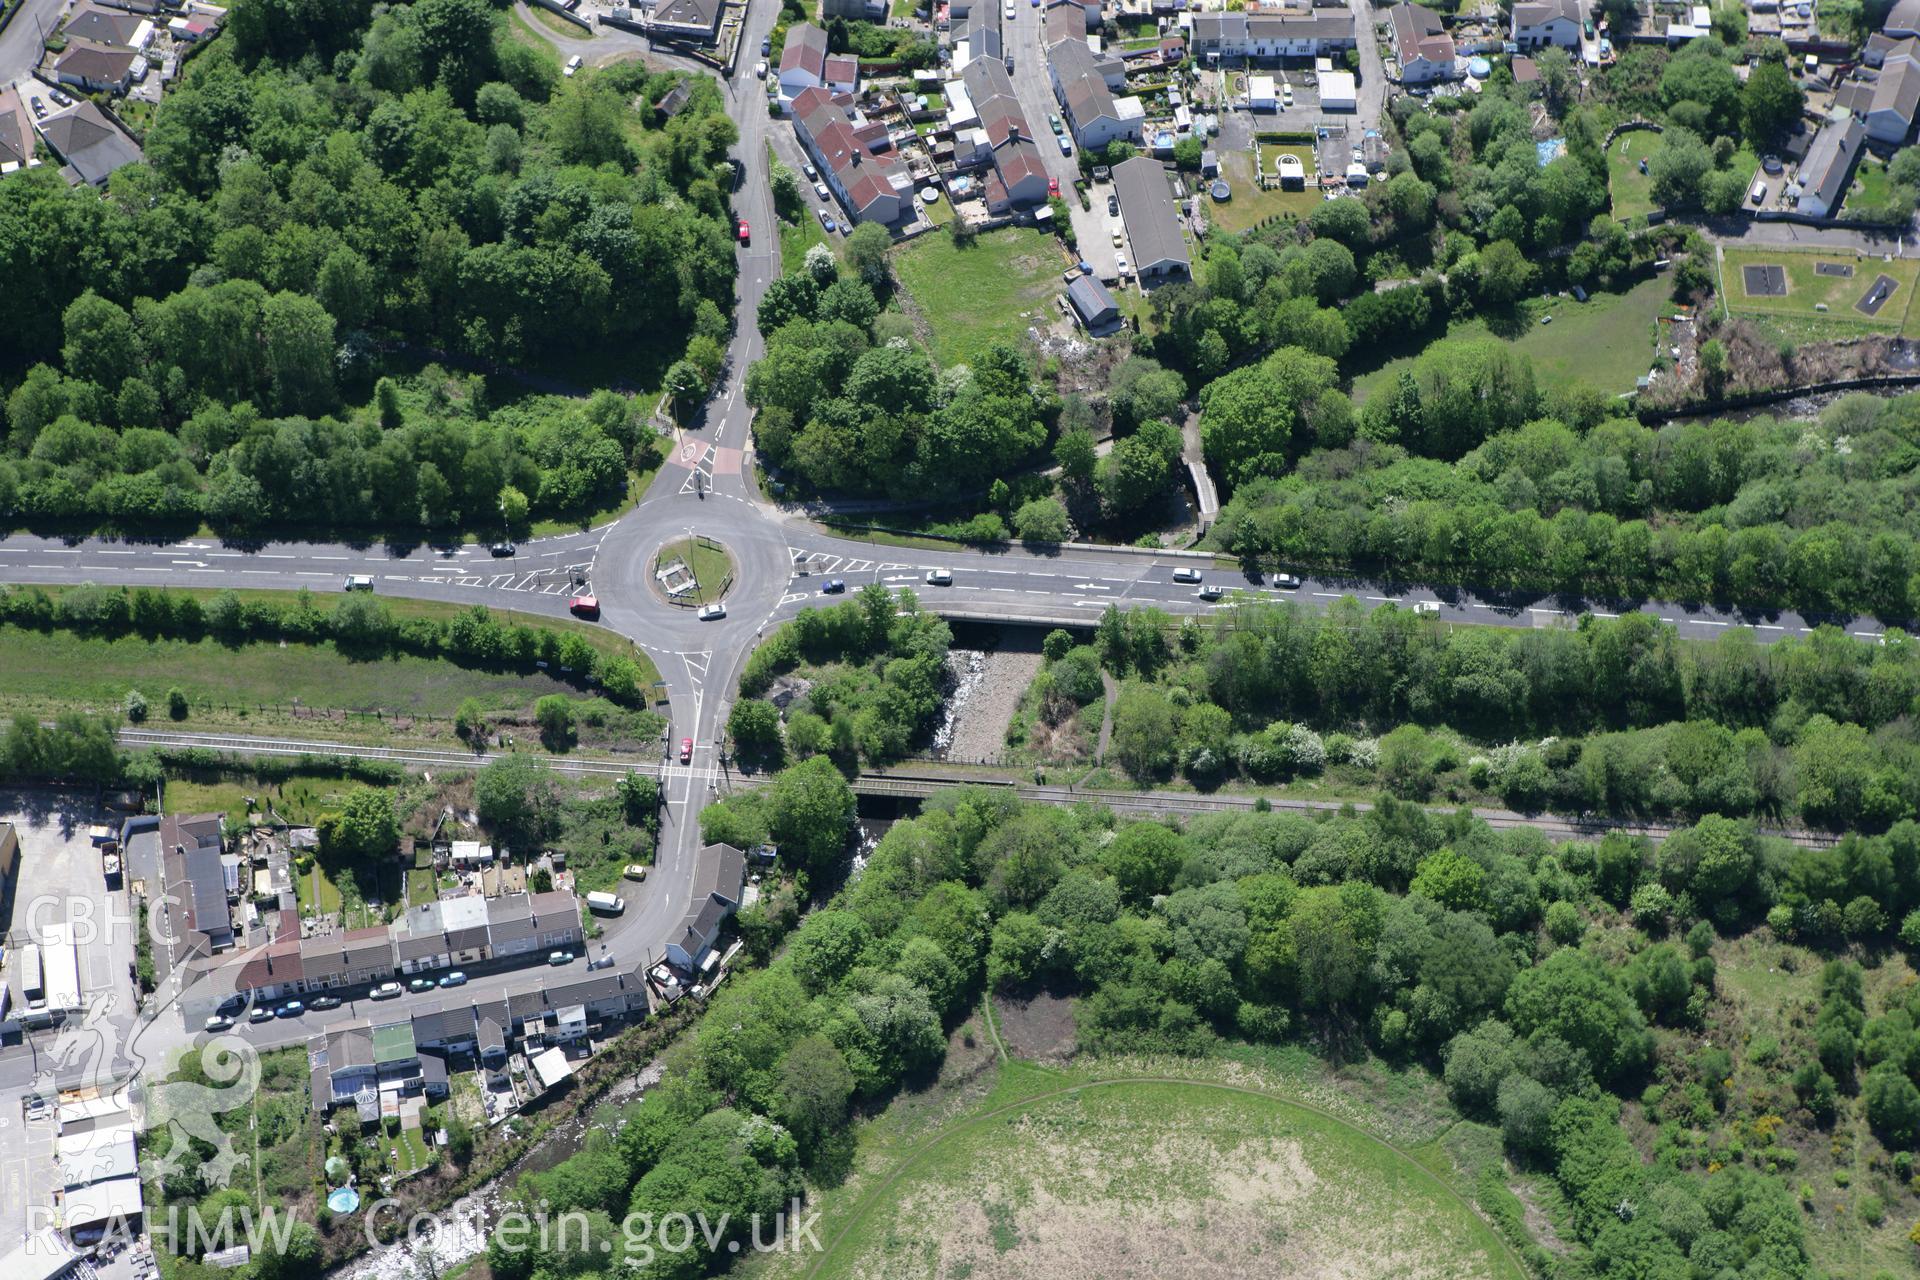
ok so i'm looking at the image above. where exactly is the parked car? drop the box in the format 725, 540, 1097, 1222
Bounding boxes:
309, 995, 342, 1011
1111, 228, 1123, 246
29, 97, 45, 120
1171, 567, 1202, 583
698, 602, 726, 620
489, 541, 515, 557
249, 1006, 273, 1023
204, 1015, 234, 1032
1048, 175, 1059, 195
813, 181, 831, 201
1273, 573, 1302, 589
568, 594, 599, 618
48, 89, 72, 107
762, 35, 771, 54
439, 971, 468, 988
817, 208, 837, 233
408, 977, 434, 993
1057, 135, 1072, 156
754, 59, 767, 77
587, 891, 625, 914
565, 55, 583, 77
548, 950, 575, 966
680, 736, 694, 763
803, 161, 818, 180
925, 567, 953, 585
276, 1001, 305, 1018
1107, 194, 1118, 215
623, 863, 649, 880
821, 578, 846, 593
1048, 113, 1063, 135
370, 982, 402, 1000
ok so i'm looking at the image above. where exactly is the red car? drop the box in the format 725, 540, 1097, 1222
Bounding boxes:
1047, 176, 1059, 196
679, 737, 694, 764
568, 594, 599, 618
737, 219, 751, 244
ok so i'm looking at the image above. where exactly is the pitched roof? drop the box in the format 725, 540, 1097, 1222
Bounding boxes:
1871, 40, 1920, 129
1068, 272, 1119, 321
1052, 37, 1119, 127
63, 3, 146, 44
1113, 155, 1190, 272
1800, 115, 1864, 208
55, 39, 138, 83
781, 22, 828, 78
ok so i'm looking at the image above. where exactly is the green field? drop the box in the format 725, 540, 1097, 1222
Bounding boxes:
0, 587, 662, 747
779, 207, 834, 276
775, 1066, 1528, 1280
893, 227, 1069, 366
1608, 130, 1757, 222
657, 536, 733, 604
1720, 245, 1920, 337
1355, 272, 1668, 400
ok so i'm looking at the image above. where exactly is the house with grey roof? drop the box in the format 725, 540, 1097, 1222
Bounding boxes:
1388, 3, 1457, 82
1112, 155, 1190, 278
1068, 273, 1120, 327
1793, 115, 1864, 217
53, 40, 141, 95
664, 844, 748, 970
486, 892, 540, 958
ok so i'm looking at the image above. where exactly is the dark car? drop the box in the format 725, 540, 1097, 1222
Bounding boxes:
821, 578, 846, 594
761, 35, 771, 54
489, 541, 515, 557
48, 88, 73, 107
309, 995, 342, 1011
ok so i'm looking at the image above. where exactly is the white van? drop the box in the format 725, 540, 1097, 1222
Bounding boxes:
586, 891, 625, 915
344, 575, 374, 591
565, 55, 583, 77
1171, 567, 1202, 584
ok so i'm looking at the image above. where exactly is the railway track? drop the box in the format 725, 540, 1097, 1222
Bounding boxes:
115, 729, 1844, 851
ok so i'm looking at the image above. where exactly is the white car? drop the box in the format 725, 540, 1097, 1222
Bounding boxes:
370, 982, 402, 1000
565, 55, 583, 77
698, 602, 727, 620
925, 568, 953, 585
814, 181, 831, 201
1273, 573, 1301, 589
754, 59, 768, 77
1196, 584, 1225, 601
1172, 567, 1202, 584
204, 1015, 234, 1032
1412, 600, 1441, 615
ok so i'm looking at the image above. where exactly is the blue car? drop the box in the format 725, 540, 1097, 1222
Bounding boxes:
276, 1001, 305, 1018
439, 971, 468, 988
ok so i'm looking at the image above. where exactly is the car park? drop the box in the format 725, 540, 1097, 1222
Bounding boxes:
925, 567, 953, 585
370, 982, 402, 1000
276, 1001, 305, 1018
1273, 573, 1301, 589
439, 971, 468, 988
204, 1015, 234, 1032
821, 578, 846, 593
309, 995, 341, 1011
565, 55, 583, 77
490, 541, 515, 557
698, 602, 726, 620
680, 737, 694, 763
569, 595, 599, 618
1172, 567, 1202, 583
549, 950, 574, 966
